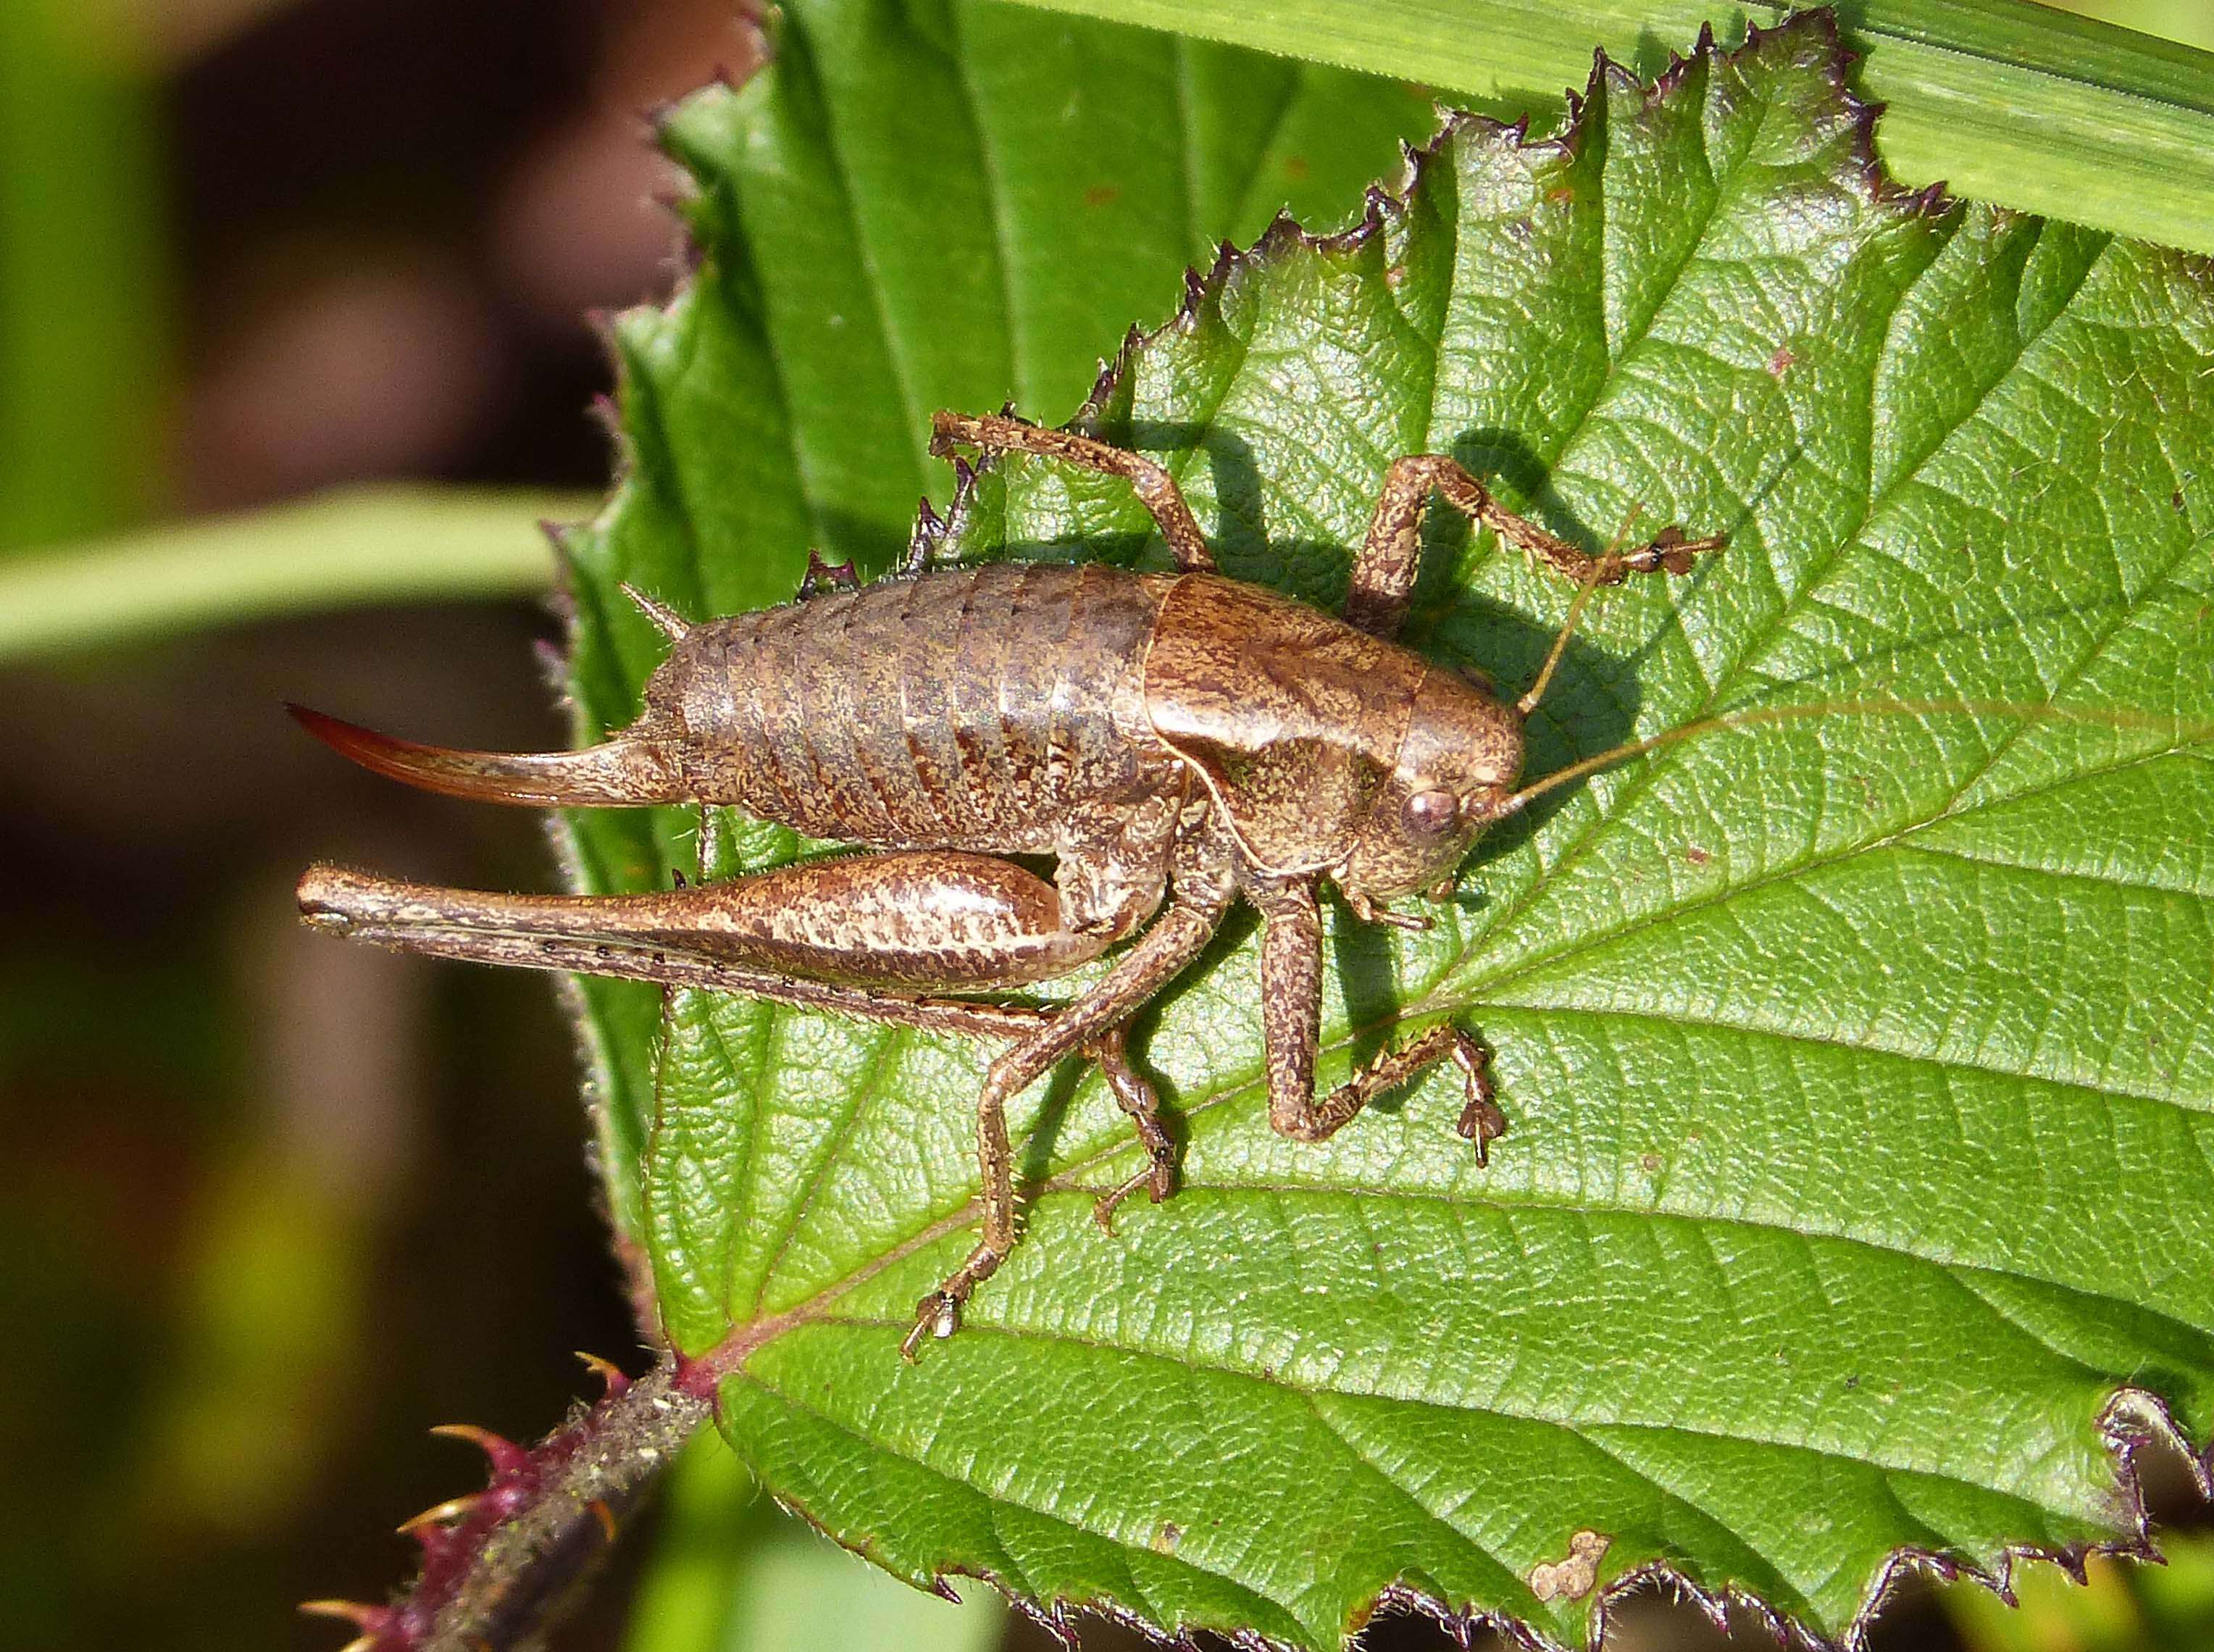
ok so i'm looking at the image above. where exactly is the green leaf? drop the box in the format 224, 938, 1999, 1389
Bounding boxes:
557, 6, 2214, 1647
622, 1438, 1006, 1652
995, 0, 2214, 261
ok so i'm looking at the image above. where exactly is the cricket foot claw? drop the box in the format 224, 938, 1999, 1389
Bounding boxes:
1091, 1155, 1174, 1236
901, 1290, 963, 1361
1457, 1093, 1509, 1164
1449, 1034, 1506, 1167
901, 1240, 1004, 1360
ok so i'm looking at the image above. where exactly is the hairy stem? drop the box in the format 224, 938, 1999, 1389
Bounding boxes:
309, 1361, 711, 1652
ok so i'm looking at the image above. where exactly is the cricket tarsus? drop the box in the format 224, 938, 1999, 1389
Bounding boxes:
1091, 1025, 1177, 1235
295, 406, 1727, 1360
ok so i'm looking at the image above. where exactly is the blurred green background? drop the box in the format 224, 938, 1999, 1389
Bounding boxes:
4, 2, 2211, 1650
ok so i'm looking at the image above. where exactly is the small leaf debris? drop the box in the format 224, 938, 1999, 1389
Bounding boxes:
1529, 1530, 1612, 1603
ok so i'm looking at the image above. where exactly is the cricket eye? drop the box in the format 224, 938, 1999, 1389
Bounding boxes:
1403, 788, 1459, 836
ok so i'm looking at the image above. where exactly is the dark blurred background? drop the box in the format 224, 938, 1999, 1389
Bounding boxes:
4, 3, 2211, 1651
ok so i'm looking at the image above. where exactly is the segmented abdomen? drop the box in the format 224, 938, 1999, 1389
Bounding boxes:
671, 560, 1177, 851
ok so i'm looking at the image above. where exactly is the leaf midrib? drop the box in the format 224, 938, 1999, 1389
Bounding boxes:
746, 1294, 2097, 1512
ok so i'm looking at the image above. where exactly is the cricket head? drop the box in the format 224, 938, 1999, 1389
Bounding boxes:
1334, 666, 1525, 905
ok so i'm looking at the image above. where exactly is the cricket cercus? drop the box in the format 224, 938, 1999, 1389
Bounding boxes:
293, 409, 1724, 1358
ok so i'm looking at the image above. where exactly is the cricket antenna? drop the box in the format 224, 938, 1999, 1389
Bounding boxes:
288, 704, 690, 807
1499, 698, 2211, 817
1516, 510, 1728, 721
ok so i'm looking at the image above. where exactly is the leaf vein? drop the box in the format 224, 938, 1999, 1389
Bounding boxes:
724, 1367, 1306, 1630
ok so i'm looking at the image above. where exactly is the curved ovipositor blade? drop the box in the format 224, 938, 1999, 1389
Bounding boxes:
288, 704, 688, 807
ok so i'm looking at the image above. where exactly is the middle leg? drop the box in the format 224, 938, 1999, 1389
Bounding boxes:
903, 885, 1231, 1359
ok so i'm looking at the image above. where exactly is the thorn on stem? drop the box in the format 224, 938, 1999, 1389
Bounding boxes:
398, 1493, 485, 1535
300, 1600, 387, 1629
430, 1422, 528, 1478
577, 1351, 631, 1396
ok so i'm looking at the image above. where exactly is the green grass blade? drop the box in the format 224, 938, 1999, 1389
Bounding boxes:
0, 485, 586, 663
992, 0, 2214, 256
0, 1, 171, 549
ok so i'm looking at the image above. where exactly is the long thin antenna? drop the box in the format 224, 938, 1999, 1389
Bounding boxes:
1516, 509, 1639, 719
1513, 509, 1728, 718
1500, 698, 2210, 816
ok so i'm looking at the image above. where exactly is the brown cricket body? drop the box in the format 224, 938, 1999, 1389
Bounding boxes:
295, 408, 1725, 1357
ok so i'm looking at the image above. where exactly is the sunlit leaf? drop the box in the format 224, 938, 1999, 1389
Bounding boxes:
559, 7, 2214, 1646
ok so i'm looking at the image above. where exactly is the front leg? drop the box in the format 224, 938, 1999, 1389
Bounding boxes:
1342, 454, 1722, 639
930, 409, 1217, 573
1250, 877, 1505, 1158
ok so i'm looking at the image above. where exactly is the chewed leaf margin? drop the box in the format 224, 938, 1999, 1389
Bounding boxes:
549, 9, 2214, 1652
1046, 10, 1944, 446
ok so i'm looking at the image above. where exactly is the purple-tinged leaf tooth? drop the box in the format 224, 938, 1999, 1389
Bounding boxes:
429, 1423, 530, 1479
530, 638, 571, 700
585, 390, 622, 443
1008, 1593, 1079, 1652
